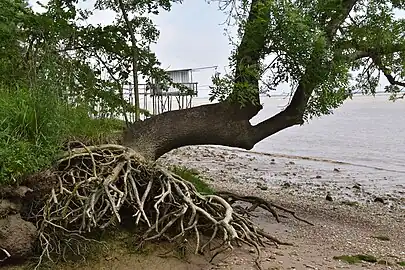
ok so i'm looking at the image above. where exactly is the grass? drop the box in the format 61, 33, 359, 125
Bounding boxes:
371, 235, 390, 241
333, 254, 377, 264
341, 200, 359, 207
398, 261, 405, 266
170, 165, 215, 194
0, 86, 124, 185
356, 254, 378, 263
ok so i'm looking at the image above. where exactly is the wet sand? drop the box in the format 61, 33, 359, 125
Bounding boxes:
158, 146, 405, 269
160, 146, 405, 209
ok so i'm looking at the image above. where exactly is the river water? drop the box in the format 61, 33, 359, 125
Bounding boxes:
159, 94, 405, 204
192, 94, 405, 173
252, 94, 405, 173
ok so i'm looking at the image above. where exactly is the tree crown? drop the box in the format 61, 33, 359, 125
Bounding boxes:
210, 0, 405, 119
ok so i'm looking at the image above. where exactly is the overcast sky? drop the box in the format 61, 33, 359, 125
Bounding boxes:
150, 1, 234, 94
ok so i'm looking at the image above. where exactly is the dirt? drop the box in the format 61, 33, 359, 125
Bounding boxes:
0, 188, 38, 263
6, 193, 403, 270
2, 145, 405, 269
0, 214, 38, 262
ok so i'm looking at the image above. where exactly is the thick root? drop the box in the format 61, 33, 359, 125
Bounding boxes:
27, 143, 307, 269
216, 191, 314, 226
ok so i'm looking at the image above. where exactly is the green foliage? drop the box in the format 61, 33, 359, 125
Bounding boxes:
0, 0, 188, 185
211, 0, 405, 118
0, 86, 122, 184
0, 0, 182, 123
333, 254, 378, 264
170, 166, 214, 195
0, 0, 32, 86
333, 255, 362, 264
209, 73, 234, 102
0, 86, 60, 183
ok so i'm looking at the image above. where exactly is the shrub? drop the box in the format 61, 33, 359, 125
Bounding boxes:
170, 165, 214, 194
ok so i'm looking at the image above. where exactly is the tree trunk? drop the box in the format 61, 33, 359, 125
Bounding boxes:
122, 0, 304, 160
116, 0, 140, 121
122, 102, 302, 160
229, 0, 272, 104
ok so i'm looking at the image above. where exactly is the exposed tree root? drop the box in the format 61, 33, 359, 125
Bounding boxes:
26, 143, 309, 269
216, 191, 314, 226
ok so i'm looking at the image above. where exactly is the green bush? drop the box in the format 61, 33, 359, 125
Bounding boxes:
333, 254, 378, 264
170, 165, 214, 194
0, 86, 124, 184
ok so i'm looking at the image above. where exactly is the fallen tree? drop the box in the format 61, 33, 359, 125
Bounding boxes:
40, 144, 307, 263
1, 0, 405, 268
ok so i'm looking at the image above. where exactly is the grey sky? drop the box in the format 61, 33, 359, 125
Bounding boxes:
151, 1, 232, 95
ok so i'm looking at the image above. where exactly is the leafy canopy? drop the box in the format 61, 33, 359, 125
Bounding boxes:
0, 0, 182, 118
0, 0, 182, 183
210, 0, 405, 119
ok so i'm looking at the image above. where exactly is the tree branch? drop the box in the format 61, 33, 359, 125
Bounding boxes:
52, 45, 93, 53
116, 0, 141, 121
371, 55, 405, 88
286, 0, 359, 117
348, 43, 405, 61
325, 0, 359, 41
342, 40, 405, 87
93, 52, 131, 127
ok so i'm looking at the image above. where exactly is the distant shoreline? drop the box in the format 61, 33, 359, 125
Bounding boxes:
191, 91, 405, 100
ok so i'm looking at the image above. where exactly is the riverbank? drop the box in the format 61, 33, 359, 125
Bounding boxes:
42, 196, 405, 270
158, 146, 405, 269
3, 145, 405, 270
160, 146, 405, 209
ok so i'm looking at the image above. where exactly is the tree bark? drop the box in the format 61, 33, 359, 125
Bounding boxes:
229, 0, 271, 104
122, 101, 302, 160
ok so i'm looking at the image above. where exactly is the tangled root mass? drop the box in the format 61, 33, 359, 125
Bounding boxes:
29, 143, 310, 268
